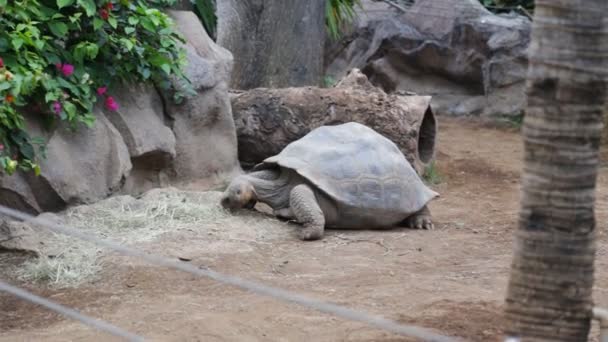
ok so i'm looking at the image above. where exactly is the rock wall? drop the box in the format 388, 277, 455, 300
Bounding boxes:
0, 10, 241, 215
325, 0, 531, 118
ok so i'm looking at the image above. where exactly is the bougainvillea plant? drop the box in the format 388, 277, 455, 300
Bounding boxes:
0, 0, 193, 175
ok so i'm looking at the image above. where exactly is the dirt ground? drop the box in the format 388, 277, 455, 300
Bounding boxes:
1, 116, 607, 341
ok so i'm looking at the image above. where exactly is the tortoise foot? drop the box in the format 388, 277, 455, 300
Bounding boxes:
297, 226, 324, 241
404, 206, 434, 230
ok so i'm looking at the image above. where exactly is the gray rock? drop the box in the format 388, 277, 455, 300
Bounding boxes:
0, 172, 40, 215
105, 82, 176, 161
169, 11, 233, 88
25, 110, 132, 211
0, 212, 66, 256
165, 10, 241, 183
104, 82, 176, 196
0, 219, 41, 255
325, 0, 531, 118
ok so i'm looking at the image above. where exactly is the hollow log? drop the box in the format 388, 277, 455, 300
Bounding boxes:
230, 72, 437, 175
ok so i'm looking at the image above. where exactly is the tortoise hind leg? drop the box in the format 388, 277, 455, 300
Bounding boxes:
403, 206, 434, 230
290, 185, 325, 240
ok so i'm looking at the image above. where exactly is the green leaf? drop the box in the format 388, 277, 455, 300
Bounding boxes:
128, 16, 139, 25
85, 44, 99, 59
120, 38, 134, 51
160, 64, 170, 75
0, 0, 7, 6
45, 92, 58, 103
12, 38, 24, 50
79, 113, 96, 128
34, 164, 41, 176
6, 159, 17, 175
77, 0, 96, 16
63, 101, 77, 120
160, 37, 173, 48
148, 53, 170, 67
93, 18, 104, 30
0, 38, 8, 52
140, 17, 156, 32
69, 13, 83, 23
124, 26, 136, 34
48, 22, 69, 37
57, 0, 75, 9
108, 17, 118, 29
19, 142, 35, 160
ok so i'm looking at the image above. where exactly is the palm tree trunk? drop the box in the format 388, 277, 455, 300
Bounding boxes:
504, 0, 608, 340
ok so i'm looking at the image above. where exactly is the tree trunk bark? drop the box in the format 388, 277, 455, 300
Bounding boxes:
230, 77, 436, 174
216, 0, 326, 89
504, 0, 608, 340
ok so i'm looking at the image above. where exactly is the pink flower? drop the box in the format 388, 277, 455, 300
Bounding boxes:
97, 86, 107, 96
105, 96, 119, 111
52, 101, 62, 114
61, 64, 74, 77
0, 144, 4, 151
100, 8, 109, 20
0, 57, 3, 68
55, 62, 74, 77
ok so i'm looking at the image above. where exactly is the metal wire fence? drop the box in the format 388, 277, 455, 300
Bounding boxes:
0, 204, 461, 342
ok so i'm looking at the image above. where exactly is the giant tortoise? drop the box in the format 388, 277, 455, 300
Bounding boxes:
220, 122, 439, 240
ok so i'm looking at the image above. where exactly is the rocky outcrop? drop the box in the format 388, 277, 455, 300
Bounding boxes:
0, 10, 240, 215
0, 218, 42, 255
0, 212, 64, 256
106, 82, 175, 195
166, 10, 241, 184
325, 0, 531, 118
25, 110, 132, 211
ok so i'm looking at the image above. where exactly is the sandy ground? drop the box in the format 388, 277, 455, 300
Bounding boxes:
0, 116, 606, 341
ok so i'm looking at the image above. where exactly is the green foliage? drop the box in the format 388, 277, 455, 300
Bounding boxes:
192, 0, 216, 40
0, 0, 192, 175
188, 0, 361, 41
323, 75, 336, 88
326, 0, 361, 40
496, 112, 525, 130
423, 161, 442, 185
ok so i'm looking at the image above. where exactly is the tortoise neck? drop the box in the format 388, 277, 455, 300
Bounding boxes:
247, 169, 293, 208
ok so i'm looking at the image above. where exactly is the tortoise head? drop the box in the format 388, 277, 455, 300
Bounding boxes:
220, 176, 257, 210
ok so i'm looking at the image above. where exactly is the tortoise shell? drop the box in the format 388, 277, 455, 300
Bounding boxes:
254, 122, 438, 216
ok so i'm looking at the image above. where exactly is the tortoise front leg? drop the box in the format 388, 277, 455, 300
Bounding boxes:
404, 205, 434, 230
273, 207, 294, 220
290, 185, 325, 240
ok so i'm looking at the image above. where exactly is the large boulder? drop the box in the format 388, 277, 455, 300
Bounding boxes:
0, 172, 40, 215
105, 82, 176, 195
325, 0, 531, 118
0, 212, 64, 256
0, 219, 41, 255
25, 110, 132, 211
165, 10, 241, 183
